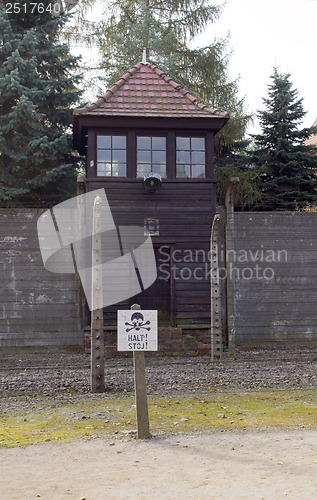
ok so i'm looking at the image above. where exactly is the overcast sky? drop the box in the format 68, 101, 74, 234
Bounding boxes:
205, 0, 317, 134
76, 0, 317, 135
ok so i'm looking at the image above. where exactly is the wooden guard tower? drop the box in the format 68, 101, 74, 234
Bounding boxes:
73, 61, 229, 330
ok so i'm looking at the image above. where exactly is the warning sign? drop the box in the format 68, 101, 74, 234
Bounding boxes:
117, 310, 158, 351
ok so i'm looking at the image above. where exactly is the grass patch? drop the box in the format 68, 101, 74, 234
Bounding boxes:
0, 388, 316, 447
149, 389, 317, 432
0, 396, 135, 447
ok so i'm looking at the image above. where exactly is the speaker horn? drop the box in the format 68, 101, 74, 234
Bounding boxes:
143, 173, 162, 193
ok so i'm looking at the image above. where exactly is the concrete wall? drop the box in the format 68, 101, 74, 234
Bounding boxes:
232, 212, 317, 345
0, 209, 82, 348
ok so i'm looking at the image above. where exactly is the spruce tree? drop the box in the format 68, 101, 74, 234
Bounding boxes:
0, 1, 82, 207
250, 68, 317, 211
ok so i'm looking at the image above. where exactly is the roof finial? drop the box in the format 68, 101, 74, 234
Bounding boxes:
142, 48, 147, 64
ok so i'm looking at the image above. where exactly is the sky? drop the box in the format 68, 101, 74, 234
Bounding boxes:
204, 0, 317, 134
74, 0, 317, 135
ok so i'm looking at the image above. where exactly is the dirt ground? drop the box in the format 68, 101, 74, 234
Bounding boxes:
0, 429, 317, 500
1, 348, 317, 499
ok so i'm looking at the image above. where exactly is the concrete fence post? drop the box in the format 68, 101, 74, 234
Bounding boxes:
210, 213, 223, 360
91, 195, 105, 393
225, 177, 239, 355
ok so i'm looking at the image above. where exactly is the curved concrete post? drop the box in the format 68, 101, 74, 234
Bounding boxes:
210, 213, 222, 360
225, 177, 239, 355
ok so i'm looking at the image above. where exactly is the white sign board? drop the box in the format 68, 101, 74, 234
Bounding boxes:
117, 310, 158, 351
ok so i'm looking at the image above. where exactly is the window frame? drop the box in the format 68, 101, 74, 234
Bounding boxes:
96, 133, 127, 178
87, 129, 213, 180
136, 134, 167, 178
176, 135, 206, 179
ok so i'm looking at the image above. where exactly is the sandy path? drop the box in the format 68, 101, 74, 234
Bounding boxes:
1, 429, 317, 499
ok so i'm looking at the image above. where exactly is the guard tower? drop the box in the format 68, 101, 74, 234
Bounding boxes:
73, 61, 229, 330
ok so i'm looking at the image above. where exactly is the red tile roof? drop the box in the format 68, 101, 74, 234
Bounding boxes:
74, 62, 229, 120
305, 118, 317, 147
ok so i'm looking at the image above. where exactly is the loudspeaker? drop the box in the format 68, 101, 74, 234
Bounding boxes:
143, 173, 162, 193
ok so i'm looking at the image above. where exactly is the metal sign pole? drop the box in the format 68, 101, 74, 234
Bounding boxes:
131, 303, 150, 439
91, 195, 105, 393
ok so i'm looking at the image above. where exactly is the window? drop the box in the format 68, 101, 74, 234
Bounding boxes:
137, 136, 166, 178
176, 137, 205, 178
97, 135, 126, 176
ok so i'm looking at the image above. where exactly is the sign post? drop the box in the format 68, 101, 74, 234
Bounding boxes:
117, 304, 158, 439
133, 349, 150, 439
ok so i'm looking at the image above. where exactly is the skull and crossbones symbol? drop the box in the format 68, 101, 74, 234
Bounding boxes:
125, 312, 151, 333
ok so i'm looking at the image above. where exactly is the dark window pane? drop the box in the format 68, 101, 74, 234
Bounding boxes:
176, 150, 190, 164
152, 150, 166, 164
97, 150, 111, 162
152, 137, 166, 150
105, 164, 112, 176
137, 164, 151, 177
117, 163, 127, 176
152, 164, 166, 177
192, 151, 205, 164
191, 165, 205, 178
176, 164, 190, 178
191, 137, 205, 150
138, 150, 151, 163
97, 135, 111, 149
137, 136, 151, 149
110, 167, 118, 177
112, 136, 126, 149
112, 149, 126, 163
176, 137, 190, 150
97, 163, 106, 176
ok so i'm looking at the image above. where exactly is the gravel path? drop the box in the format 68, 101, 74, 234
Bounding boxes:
0, 345, 317, 414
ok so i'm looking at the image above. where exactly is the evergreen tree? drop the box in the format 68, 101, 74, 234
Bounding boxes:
64, 0, 250, 164
0, 1, 82, 207
214, 161, 262, 211
250, 68, 317, 211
